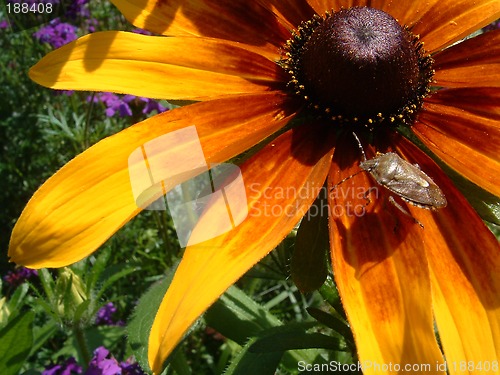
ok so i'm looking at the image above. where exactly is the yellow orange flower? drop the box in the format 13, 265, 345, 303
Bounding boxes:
10, 0, 500, 374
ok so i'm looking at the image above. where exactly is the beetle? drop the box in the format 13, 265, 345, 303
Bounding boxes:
332, 132, 447, 227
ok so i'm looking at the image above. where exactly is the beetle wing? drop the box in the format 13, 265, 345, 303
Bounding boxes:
385, 177, 447, 209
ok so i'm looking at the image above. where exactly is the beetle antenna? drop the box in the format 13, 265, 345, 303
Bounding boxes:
352, 132, 367, 162
330, 169, 365, 191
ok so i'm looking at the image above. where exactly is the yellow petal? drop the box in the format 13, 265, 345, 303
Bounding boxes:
414, 0, 500, 53
328, 132, 445, 374
29, 31, 285, 100
8, 92, 298, 268
148, 122, 335, 374
111, 0, 289, 60
395, 135, 500, 373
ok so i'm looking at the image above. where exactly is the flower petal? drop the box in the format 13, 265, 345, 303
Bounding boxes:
414, 0, 500, 53
306, 0, 366, 14
29, 31, 286, 100
394, 136, 500, 371
425, 87, 500, 118
433, 30, 500, 88
110, 0, 290, 59
328, 133, 445, 373
148, 123, 335, 374
369, 0, 441, 28
414, 98, 500, 196
255, 0, 316, 31
8, 92, 299, 268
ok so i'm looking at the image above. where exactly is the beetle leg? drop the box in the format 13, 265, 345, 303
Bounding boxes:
388, 196, 424, 229
362, 186, 378, 207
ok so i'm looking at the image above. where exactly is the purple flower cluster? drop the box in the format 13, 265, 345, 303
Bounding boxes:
90, 93, 133, 117
42, 348, 145, 375
42, 357, 81, 375
33, 18, 78, 49
64, 0, 90, 20
90, 92, 168, 118
95, 302, 124, 326
3, 267, 38, 288
0, 20, 10, 29
86, 347, 146, 375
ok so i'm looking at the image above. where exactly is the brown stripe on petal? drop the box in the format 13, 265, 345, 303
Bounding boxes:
394, 135, 500, 368
425, 87, 500, 118
414, 0, 500, 53
434, 29, 500, 87
328, 134, 445, 372
369, 0, 440, 29
256, 0, 316, 30
414, 102, 500, 196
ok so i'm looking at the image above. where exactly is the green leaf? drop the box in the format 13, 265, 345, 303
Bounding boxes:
95, 266, 137, 302
86, 247, 112, 291
30, 319, 58, 357
306, 307, 354, 347
37, 268, 56, 305
223, 336, 283, 375
127, 267, 176, 373
206, 286, 324, 372
204, 286, 282, 345
73, 299, 92, 323
318, 278, 347, 321
0, 283, 29, 329
5, 283, 29, 314
0, 312, 34, 375
249, 325, 346, 353
291, 194, 329, 293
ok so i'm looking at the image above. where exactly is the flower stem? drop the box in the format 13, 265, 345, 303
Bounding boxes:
73, 323, 91, 368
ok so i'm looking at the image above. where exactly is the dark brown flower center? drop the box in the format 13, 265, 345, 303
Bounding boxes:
281, 7, 434, 128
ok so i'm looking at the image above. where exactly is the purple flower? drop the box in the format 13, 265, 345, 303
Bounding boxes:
123, 95, 168, 115
85, 347, 121, 375
64, 0, 90, 19
0, 19, 9, 29
43, 357, 82, 375
90, 93, 133, 118
33, 18, 78, 49
84, 18, 99, 33
89, 92, 167, 118
3, 267, 38, 288
139, 97, 168, 115
95, 302, 124, 326
120, 359, 147, 375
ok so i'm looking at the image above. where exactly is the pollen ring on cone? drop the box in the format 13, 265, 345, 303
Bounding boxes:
279, 7, 434, 129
